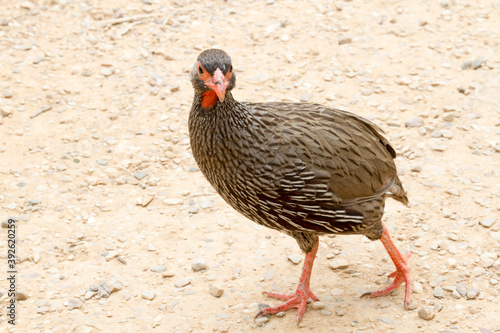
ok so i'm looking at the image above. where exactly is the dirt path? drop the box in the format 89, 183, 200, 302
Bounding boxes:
0, 0, 499, 332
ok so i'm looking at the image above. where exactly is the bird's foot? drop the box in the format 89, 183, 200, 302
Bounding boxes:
255, 287, 319, 324
361, 251, 412, 308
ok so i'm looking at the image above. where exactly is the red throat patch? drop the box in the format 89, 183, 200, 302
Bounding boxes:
201, 90, 218, 109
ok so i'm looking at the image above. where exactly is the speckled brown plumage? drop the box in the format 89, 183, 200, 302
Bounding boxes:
188, 49, 411, 324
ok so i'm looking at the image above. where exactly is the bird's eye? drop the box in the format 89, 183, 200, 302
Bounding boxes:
229, 65, 233, 72
198, 66, 204, 75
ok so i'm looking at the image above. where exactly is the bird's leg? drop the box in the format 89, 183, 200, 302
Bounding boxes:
361, 223, 412, 308
255, 240, 319, 324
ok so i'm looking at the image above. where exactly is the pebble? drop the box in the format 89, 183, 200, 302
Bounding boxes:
456, 282, 467, 297
68, 298, 83, 310
329, 258, 349, 270
447, 258, 457, 269
191, 259, 208, 272
16, 290, 28, 300
480, 218, 496, 228
187, 206, 199, 214
411, 281, 423, 294
150, 265, 167, 273
255, 316, 269, 326
443, 112, 455, 122
433, 285, 444, 298
162, 271, 175, 278
418, 306, 435, 320
445, 188, 460, 196
287, 254, 303, 265
405, 117, 424, 128
338, 36, 352, 45
466, 287, 479, 300
142, 290, 156, 300
209, 284, 224, 297
134, 171, 148, 180
335, 307, 347, 316
310, 301, 325, 310
433, 144, 447, 152
407, 301, 418, 310
174, 277, 191, 288
410, 165, 422, 172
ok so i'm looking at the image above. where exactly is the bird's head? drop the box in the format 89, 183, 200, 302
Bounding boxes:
191, 49, 236, 109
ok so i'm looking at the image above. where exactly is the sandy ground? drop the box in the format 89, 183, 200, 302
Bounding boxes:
0, 0, 499, 332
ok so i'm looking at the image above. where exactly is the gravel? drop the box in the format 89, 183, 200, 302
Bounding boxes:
328, 259, 349, 270
191, 259, 208, 272
209, 284, 224, 297
141, 290, 156, 300
418, 306, 435, 320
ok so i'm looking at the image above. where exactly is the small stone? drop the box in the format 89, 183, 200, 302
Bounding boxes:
433, 302, 443, 312
187, 206, 199, 214
418, 306, 435, 320
407, 301, 418, 310
456, 282, 467, 297
338, 36, 352, 45
433, 285, 444, 298
99, 67, 114, 76
255, 316, 269, 326
150, 265, 167, 273
28, 199, 42, 206
443, 113, 455, 122
0, 106, 14, 117
310, 301, 325, 310
142, 290, 155, 300
174, 277, 191, 288
85, 291, 96, 299
98, 281, 111, 298
410, 165, 422, 172
433, 144, 447, 152
68, 298, 83, 310
287, 254, 302, 265
405, 117, 424, 128
411, 281, 423, 294
329, 258, 349, 270
32, 252, 41, 263
335, 307, 347, 316
445, 188, 460, 196
472, 59, 483, 70
162, 271, 175, 278
447, 258, 457, 269
16, 290, 28, 301
466, 287, 479, 300
110, 281, 123, 293
191, 259, 208, 272
480, 218, 496, 228
134, 171, 148, 180
209, 284, 224, 297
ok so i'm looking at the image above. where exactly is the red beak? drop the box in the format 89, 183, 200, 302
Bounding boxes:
205, 68, 229, 102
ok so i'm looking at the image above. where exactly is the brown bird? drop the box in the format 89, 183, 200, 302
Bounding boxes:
188, 49, 411, 324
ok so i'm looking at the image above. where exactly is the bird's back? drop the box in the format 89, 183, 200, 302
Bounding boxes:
189, 97, 408, 236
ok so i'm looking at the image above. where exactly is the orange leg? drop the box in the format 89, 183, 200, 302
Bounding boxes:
361, 223, 412, 308
255, 241, 319, 324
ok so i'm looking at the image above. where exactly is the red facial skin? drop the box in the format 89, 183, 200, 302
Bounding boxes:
198, 62, 231, 108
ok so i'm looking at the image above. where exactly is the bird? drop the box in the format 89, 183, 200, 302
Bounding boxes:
188, 49, 411, 324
